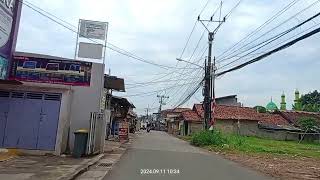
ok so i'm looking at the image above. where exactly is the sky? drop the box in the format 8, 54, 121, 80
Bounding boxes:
16, 0, 320, 115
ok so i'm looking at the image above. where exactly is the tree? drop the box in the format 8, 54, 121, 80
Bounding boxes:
254, 106, 267, 113
298, 117, 317, 131
300, 90, 320, 112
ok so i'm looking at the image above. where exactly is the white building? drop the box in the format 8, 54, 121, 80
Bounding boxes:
0, 52, 108, 155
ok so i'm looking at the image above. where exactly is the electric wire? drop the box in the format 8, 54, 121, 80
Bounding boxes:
216, 23, 320, 77
218, 0, 318, 63
218, 11, 320, 70
216, 0, 301, 60
21, 0, 196, 70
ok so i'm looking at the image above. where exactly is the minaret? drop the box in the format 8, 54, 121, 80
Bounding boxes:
294, 89, 301, 110
280, 92, 286, 110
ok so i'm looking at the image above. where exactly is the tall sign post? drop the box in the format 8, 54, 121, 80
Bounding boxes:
0, 0, 23, 80
75, 19, 109, 64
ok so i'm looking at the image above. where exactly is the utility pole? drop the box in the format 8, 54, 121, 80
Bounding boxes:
157, 95, 169, 121
145, 105, 150, 122
198, 3, 225, 130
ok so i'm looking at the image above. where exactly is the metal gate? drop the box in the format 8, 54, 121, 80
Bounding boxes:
0, 91, 61, 151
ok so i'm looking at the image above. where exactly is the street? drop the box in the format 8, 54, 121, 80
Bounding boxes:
103, 131, 272, 180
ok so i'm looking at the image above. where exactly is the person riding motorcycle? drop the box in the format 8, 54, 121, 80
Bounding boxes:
146, 122, 151, 132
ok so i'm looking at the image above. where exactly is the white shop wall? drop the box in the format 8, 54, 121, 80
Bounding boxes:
69, 62, 105, 151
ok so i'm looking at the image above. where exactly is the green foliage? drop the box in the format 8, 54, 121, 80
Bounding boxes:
254, 106, 267, 113
301, 90, 320, 105
298, 117, 318, 131
190, 130, 228, 147
188, 131, 320, 158
299, 90, 320, 112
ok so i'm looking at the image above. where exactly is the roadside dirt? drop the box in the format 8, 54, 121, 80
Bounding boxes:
217, 151, 320, 180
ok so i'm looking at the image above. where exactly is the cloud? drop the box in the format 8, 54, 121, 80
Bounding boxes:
15, 0, 320, 114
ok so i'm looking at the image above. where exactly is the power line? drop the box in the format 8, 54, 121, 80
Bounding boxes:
126, 76, 203, 90
225, 0, 243, 18
165, 1, 223, 101
21, 0, 193, 70
217, 0, 318, 63
218, 11, 320, 70
218, 21, 320, 71
123, 79, 204, 97
216, 0, 301, 60
216, 24, 320, 77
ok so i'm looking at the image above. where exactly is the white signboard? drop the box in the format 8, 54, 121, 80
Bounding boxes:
78, 42, 103, 59
79, 20, 107, 40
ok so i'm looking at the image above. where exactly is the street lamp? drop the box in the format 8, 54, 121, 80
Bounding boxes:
176, 58, 205, 69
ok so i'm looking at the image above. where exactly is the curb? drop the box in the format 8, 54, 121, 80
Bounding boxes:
94, 137, 133, 180
61, 154, 105, 180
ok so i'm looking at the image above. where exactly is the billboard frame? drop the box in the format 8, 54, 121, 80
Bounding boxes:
74, 19, 109, 64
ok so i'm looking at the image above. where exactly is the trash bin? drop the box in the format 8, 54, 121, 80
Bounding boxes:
73, 129, 88, 158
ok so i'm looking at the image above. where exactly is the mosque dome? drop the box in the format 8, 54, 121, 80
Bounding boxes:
266, 99, 278, 112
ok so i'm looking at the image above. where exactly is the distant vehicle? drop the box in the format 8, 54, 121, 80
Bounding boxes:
46, 63, 59, 71
22, 61, 37, 69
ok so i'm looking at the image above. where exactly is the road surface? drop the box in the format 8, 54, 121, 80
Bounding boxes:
104, 131, 272, 180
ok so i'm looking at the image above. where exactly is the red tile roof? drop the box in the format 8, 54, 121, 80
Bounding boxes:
279, 111, 320, 125
162, 108, 191, 118
259, 114, 289, 126
193, 104, 261, 121
192, 104, 289, 126
181, 110, 201, 122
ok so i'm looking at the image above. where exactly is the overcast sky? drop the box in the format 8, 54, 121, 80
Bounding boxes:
16, 0, 320, 114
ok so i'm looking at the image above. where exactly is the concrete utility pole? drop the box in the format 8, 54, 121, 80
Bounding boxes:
145, 105, 150, 122
157, 95, 169, 121
198, 6, 225, 130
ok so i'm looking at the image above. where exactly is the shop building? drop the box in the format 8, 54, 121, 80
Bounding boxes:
0, 52, 107, 155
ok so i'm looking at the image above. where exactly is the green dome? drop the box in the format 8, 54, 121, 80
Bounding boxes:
266, 100, 278, 112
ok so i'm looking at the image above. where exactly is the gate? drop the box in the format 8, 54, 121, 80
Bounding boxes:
0, 91, 61, 151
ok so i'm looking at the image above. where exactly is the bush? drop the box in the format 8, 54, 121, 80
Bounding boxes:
190, 130, 228, 147
298, 117, 318, 131
227, 135, 246, 148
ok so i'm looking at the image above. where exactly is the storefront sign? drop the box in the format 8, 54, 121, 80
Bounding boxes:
9, 55, 92, 86
119, 122, 129, 142
79, 19, 107, 40
0, 0, 22, 59
0, 0, 22, 80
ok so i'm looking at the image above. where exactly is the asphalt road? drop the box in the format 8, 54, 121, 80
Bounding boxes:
104, 131, 272, 180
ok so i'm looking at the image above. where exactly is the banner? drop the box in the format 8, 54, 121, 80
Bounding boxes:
119, 122, 129, 142
79, 20, 107, 40
10, 55, 92, 86
0, 0, 22, 59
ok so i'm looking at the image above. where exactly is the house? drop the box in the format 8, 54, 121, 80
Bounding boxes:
216, 95, 241, 107
180, 110, 202, 136
109, 96, 135, 138
162, 108, 191, 135
189, 104, 263, 136
181, 104, 309, 141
